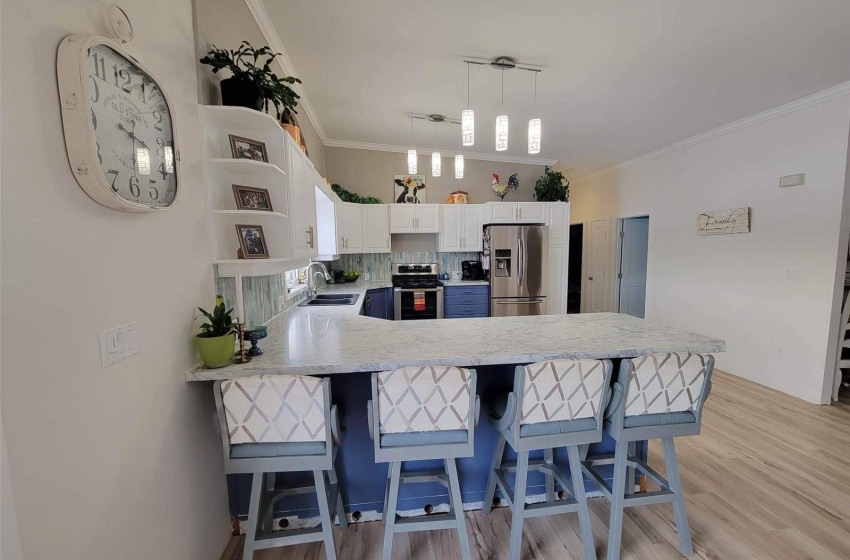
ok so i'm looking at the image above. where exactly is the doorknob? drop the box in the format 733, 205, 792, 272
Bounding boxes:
588, 276, 594, 280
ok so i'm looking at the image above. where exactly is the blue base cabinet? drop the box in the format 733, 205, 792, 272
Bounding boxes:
362, 287, 393, 320
444, 285, 489, 318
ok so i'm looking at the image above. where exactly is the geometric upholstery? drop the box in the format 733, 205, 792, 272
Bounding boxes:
376, 366, 472, 434
624, 353, 709, 417
520, 359, 607, 426
220, 374, 326, 444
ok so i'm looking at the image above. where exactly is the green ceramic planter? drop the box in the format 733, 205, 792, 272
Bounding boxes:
196, 332, 237, 368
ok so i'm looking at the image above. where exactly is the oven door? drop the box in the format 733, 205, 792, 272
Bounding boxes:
393, 287, 444, 320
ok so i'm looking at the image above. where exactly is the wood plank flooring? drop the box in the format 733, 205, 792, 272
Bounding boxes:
224, 371, 850, 560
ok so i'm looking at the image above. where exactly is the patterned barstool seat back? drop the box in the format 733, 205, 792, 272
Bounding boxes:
519, 359, 609, 429
220, 374, 328, 446
376, 366, 473, 435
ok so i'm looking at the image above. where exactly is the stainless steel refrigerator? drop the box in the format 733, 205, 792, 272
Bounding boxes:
487, 225, 549, 316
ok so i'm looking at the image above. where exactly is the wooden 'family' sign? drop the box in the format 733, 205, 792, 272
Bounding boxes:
697, 208, 750, 236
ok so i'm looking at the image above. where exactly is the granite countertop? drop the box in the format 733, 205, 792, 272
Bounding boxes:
186, 282, 726, 380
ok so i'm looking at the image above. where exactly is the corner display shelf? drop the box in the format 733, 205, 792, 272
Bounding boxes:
200, 105, 296, 320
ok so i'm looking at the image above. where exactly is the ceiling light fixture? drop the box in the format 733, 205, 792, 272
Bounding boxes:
461, 62, 474, 146
495, 68, 509, 151
528, 72, 541, 154
431, 121, 441, 177
407, 117, 417, 174
455, 128, 464, 179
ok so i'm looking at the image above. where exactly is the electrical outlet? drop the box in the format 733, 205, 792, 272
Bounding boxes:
99, 322, 139, 368
784, 269, 804, 281
778, 347, 785, 357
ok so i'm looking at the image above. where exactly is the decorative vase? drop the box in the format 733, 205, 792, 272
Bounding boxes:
196, 332, 237, 368
220, 77, 263, 111
281, 122, 302, 145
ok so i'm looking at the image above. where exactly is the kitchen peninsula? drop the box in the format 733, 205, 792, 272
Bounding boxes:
186, 281, 725, 522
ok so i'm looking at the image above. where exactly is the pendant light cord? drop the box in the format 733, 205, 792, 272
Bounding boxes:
534, 72, 538, 117
466, 62, 471, 108
409, 116, 414, 148
501, 68, 504, 110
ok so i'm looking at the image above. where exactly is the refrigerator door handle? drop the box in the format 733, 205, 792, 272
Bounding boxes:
494, 299, 544, 304
518, 236, 525, 287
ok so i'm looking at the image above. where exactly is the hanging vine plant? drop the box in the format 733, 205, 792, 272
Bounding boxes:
331, 184, 383, 204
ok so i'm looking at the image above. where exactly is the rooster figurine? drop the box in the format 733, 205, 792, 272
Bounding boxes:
491, 173, 519, 200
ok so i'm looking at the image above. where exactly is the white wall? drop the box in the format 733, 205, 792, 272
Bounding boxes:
571, 94, 850, 404
0, 1, 231, 559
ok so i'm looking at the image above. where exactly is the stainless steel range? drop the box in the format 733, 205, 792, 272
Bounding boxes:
392, 263, 444, 320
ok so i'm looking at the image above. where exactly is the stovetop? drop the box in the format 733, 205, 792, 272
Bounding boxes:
392, 263, 443, 289
392, 278, 444, 289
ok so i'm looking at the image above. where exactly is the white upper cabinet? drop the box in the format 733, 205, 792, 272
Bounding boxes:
440, 204, 483, 252
517, 202, 546, 223
545, 202, 570, 246
303, 157, 319, 259
362, 204, 390, 253
461, 205, 483, 251
484, 202, 518, 224
287, 136, 310, 260
336, 202, 363, 254
390, 204, 440, 233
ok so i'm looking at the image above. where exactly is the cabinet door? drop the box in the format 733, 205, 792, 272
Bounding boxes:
545, 202, 569, 246
461, 205, 483, 251
518, 202, 546, 223
304, 159, 319, 258
547, 245, 568, 314
390, 204, 416, 233
439, 205, 462, 252
362, 204, 390, 253
287, 138, 308, 260
485, 202, 518, 224
415, 204, 440, 232
337, 203, 363, 254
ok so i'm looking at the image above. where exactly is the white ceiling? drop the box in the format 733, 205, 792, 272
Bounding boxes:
261, 0, 850, 177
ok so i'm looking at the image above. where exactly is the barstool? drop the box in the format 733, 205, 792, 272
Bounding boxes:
481, 359, 614, 560
367, 366, 480, 560
213, 374, 347, 560
582, 352, 715, 560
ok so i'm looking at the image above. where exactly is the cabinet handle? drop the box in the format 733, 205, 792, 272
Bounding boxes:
306, 226, 314, 248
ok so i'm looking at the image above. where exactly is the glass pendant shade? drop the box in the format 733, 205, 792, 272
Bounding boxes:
495, 115, 509, 151
431, 152, 441, 177
455, 154, 464, 179
407, 149, 417, 174
461, 109, 474, 146
528, 118, 541, 154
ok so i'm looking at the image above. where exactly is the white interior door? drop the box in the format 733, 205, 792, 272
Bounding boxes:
617, 217, 649, 318
587, 219, 610, 313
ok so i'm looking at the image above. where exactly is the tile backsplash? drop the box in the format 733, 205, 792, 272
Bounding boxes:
327, 252, 480, 281
214, 251, 479, 326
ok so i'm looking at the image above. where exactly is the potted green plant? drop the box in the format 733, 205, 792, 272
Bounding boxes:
200, 42, 302, 130
533, 166, 570, 202
196, 295, 237, 368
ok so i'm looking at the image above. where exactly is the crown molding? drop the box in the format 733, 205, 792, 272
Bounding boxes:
573, 81, 850, 184
324, 139, 556, 166
245, 0, 329, 144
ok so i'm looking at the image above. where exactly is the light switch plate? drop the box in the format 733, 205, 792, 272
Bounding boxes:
779, 173, 805, 188
99, 322, 139, 368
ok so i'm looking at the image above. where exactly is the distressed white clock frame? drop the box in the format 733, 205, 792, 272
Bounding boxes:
57, 34, 181, 212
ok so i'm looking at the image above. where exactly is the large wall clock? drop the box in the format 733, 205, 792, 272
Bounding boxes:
57, 6, 180, 212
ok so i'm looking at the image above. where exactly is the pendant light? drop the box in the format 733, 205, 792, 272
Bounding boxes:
461, 62, 474, 146
431, 122, 441, 177
407, 117, 417, 174
495, 68, 509, 151
528, 72, 541, 154
455, 129, 464, 179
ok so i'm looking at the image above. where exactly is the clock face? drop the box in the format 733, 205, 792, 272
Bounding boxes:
85, 44, 177, 208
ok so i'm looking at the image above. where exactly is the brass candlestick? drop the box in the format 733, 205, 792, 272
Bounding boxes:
233, 322, 252, 364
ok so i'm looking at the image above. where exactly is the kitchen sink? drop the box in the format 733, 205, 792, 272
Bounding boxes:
299, 293, 360, 306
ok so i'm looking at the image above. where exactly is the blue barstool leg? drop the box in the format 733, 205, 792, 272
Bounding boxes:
508, 451, 530, 560
381, 471, 391, 525
482, 433, 506, 515
567, 446, 596, 560
445, 458, 472, 560
662, 438, 693, 556
242, 472, 263, 560
625, 442, 636, 496
606, 440, 629, 560
313, 470, 338, 560
544, 448, 556, 503
328, 466, 348, 530
382, 461, 402, 560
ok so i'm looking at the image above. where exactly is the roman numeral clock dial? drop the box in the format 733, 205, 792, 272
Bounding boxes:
57, 7, 180, 212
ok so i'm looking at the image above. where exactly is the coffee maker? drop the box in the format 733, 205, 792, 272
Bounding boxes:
461, 260, 484, 281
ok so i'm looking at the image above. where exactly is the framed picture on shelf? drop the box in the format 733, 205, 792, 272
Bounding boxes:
394, 175, 426, 203
232, 185, 273, 211
235, 224, 269, 259
229, 135, 268, 162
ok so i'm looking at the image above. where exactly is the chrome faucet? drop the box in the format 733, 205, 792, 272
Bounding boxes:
306, 261, 331, 300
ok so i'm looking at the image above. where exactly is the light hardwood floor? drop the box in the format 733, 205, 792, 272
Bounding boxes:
224, 371, 850, 560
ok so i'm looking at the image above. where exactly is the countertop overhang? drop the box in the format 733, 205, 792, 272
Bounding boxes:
186, 282, 726, 381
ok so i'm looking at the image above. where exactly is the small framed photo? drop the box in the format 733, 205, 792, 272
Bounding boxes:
229, 135, 268, 162
235, 224, 269, 259
232, 185, 273, 212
